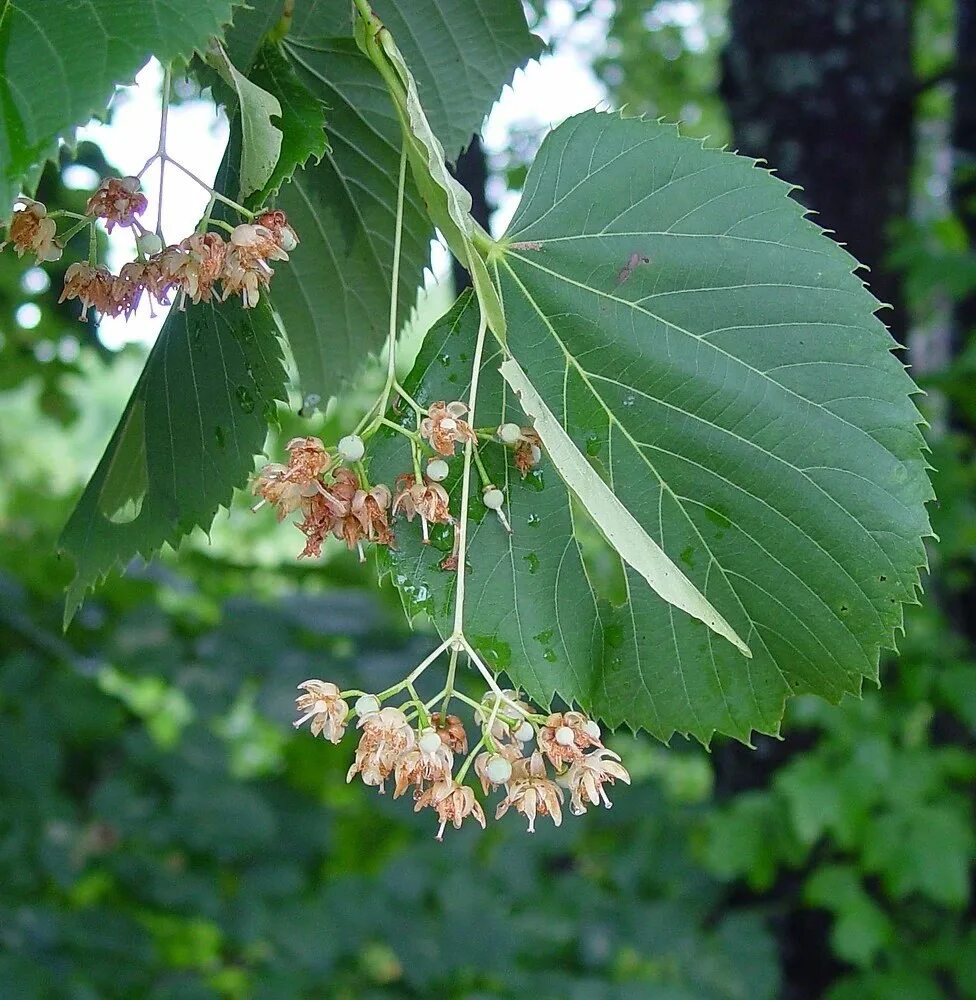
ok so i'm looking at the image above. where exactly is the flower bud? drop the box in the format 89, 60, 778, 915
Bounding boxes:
514, 721, 535, 743
419, 729, 443, 754
584, 719, 601, 740
483, 487, 505, 510
354, 694, 381, 717
136, 231, 163, 257
338, 434, 365, 462
498, 422, 521, 445
426, 458, 449, 482
485, 755, 513, 784
120, 175, 142, 193
555, 725, 576, 747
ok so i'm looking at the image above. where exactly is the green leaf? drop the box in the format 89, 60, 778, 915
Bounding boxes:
272, 36, 432, 402
368, 291, 603, 710
367, 0, 543, 162
207, 43, 284, 200
804, 865, 894, 967
219, 0, 539, 398
499, 354, 749, 655
381, 112, 932, 744
491, 111, 932, 740
245, 42, 329, 206
0, 0, 239, 215
58, 298, 287, 625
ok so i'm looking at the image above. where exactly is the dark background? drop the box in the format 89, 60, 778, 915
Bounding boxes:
2, 1, 975, 997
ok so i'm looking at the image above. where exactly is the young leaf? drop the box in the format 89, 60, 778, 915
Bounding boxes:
207, 43, 283, 200
245, 43, 329, 206
499, 355, 749, 656
488, 111, 932, 740
0, 0, 239, 216
59, 298, 287, 625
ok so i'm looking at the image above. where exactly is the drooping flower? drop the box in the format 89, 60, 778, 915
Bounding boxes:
220, 223, 285, 308
142, 244, 186, 305
474, 689, 535, 744
393, 731, 454, 798
108, 262, 149, 318
414, 779, 486, 840
86, 176, 148, 231
285, 436, 331, 482
392, 475, 453, 542
59, 262, 114, 320
351, 485, 393, 545
420, 401, 476, 457
429, 712, 468, 754
294, 680, 349, 743
566, 748, 631, 815
514, 427, 543, 477
175, 231, 227, 305
495, 751, 564, 832
252, 437, 331, 523
474, 743, 523, 795
346, 707, 416, 791
4, 198, 61, 262
255, 209, 300, 252
536, 710, 602, 768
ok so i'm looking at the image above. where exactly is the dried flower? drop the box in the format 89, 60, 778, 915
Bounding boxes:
294, 680, 349, 743
393, 735, 454, 798
537, 710, 602, 768
567, 748, 631, 814
414, 779, 486, 840
87, 176, 148, 231
514, 428, 543, 477
59, 262, 114, 320
176, 231, 227, 305
474, 743, 523, 794
351, 485, 393, 545
255, 209, 300, 252
475, 689, 535, 743
420, 401, 476, 457
4, 198, 61, 262
392, 475, 453, 542
285, 436, 331, 482
108, 262, 148, 318
347, 707, 416, 791
495, 751, 564, 832
429, 712, 468, 753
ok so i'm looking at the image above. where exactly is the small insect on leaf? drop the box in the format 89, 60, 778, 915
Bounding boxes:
616, 251, 651, 284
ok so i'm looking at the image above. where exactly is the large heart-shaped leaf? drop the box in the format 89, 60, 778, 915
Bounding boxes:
59, 298, 287, 625
0, 0, 240, 216
380, 113, 932, 743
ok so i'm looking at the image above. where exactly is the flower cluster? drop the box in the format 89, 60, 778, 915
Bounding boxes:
252, 400, 545, 563
2, 179, 299, 320
294, 678, 630, 839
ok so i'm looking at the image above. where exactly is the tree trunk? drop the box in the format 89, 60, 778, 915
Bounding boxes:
721, 0, 914, 342
719, 5, 916, 995
450, 136, 491, 294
